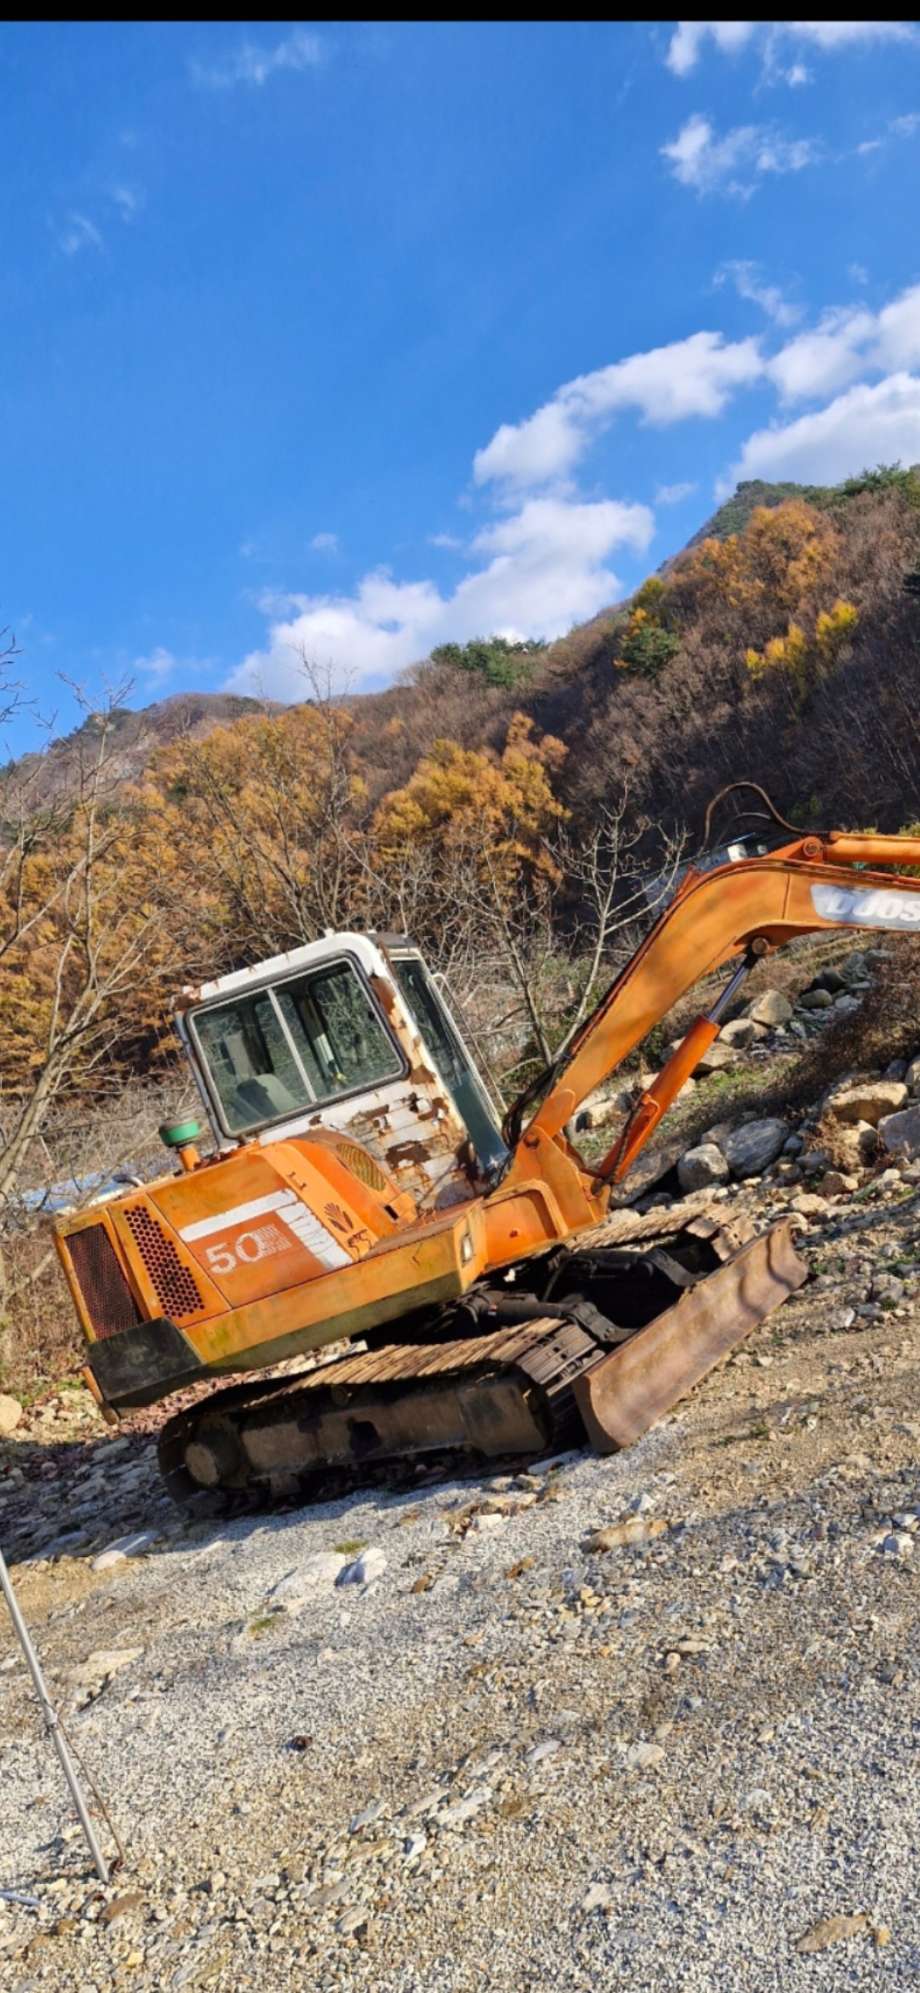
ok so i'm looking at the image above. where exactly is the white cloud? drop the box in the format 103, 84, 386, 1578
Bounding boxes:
725, 372, 920, 486
134, 646, 180, 681
59, 212, 103, 256
666, 20, 917, 75
766, 307, 876, 401
134, 646, 214, 686
110, 185, 141, 221
788, 21, 916, 53
656, 481, 699, 505
661, 114, 816, 196
226, 495, 654, 701
473, 400, 583, 490
474, 331, 763, 491
716, 260, 801, 326
309, 531, 339, 554
191, 28, 324, 90
666, 22, 756, 77
854, 112, 920, 159
762, 283, 920, 401
874, 282, 920, 370
848, 262, 869, 286
429, 532, 463, 550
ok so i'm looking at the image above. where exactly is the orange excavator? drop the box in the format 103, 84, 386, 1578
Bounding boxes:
53, 788, 920, 1505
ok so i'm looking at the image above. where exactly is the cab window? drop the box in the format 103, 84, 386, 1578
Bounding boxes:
191, 960, 403, 1135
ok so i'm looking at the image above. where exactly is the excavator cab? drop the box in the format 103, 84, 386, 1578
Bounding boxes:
175, 933, 507, 1202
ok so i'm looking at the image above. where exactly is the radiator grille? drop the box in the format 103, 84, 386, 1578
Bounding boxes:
336, 1141, 388, 1193
67, 1225, 142, 1341
123, 1205, 204, 1319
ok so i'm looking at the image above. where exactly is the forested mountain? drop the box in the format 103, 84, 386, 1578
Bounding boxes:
0, 691, 276, 810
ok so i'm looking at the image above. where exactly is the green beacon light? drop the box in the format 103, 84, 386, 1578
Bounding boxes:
159, 1120, 202, 1172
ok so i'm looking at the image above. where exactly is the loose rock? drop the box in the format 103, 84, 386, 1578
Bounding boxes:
818, 1170, 858, 1198
91, 1530, 157, 1572
0, 1394, 23, 1438
270, 1552, 347, 1607
719, 1017, 762, 1048
584, 1518, 668, 1552
722, 1119, 789, 1179
878, 1105, 920, 1158
677, 1143, 730, 1193
747, 989, 793, 1027
796, 1912, 871, 1954
827, 1081, 908, 1127
336, 1547, 387, 1588
624, 1740, 665, 1771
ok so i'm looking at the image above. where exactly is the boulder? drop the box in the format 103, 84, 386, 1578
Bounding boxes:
721, 1118, 790, 1179
826, 1080, 908, 1127
575, 1091, 623, 1132
677, 1143, 730, 1193
905, 1054, 920, 1094
0, 1394, 23, 1438
746, 989, 794, 1028
798, 988, 834, 1011
878, 1105, 920, 1159
811, 968, 846, 995
719, 1017, 761, 1049
697, 1041, 736, 1074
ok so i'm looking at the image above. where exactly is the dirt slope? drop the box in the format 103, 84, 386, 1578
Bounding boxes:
1, 1171, 918, 1991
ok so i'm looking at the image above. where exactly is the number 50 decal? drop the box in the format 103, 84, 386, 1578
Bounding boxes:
203, 1221, 294, 1276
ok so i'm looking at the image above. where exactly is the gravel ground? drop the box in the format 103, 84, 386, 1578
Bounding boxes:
1, 1177, 918, 1992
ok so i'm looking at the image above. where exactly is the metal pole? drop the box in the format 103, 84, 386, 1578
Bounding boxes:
0, 1545, 110, 1884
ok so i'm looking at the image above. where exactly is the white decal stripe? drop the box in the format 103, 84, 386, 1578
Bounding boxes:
280, 1206, 352, 1270
180, 1189, 298, 1242
811, 883, 920, 931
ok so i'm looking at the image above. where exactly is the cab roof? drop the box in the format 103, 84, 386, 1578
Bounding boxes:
180, 931, 415, 1007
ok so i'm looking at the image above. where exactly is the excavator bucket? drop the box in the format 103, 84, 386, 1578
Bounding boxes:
573, 1217, 807, 1450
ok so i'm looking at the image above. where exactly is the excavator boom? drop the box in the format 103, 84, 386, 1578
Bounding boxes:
510, 828, 920, 1165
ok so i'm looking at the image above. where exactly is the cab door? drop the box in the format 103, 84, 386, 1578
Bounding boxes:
386, 951, 508, 1176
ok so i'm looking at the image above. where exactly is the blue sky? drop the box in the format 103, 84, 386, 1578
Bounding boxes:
4, 19, 920, 752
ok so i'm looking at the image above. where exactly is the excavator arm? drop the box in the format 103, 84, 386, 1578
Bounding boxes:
515, 828, 920, 1185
